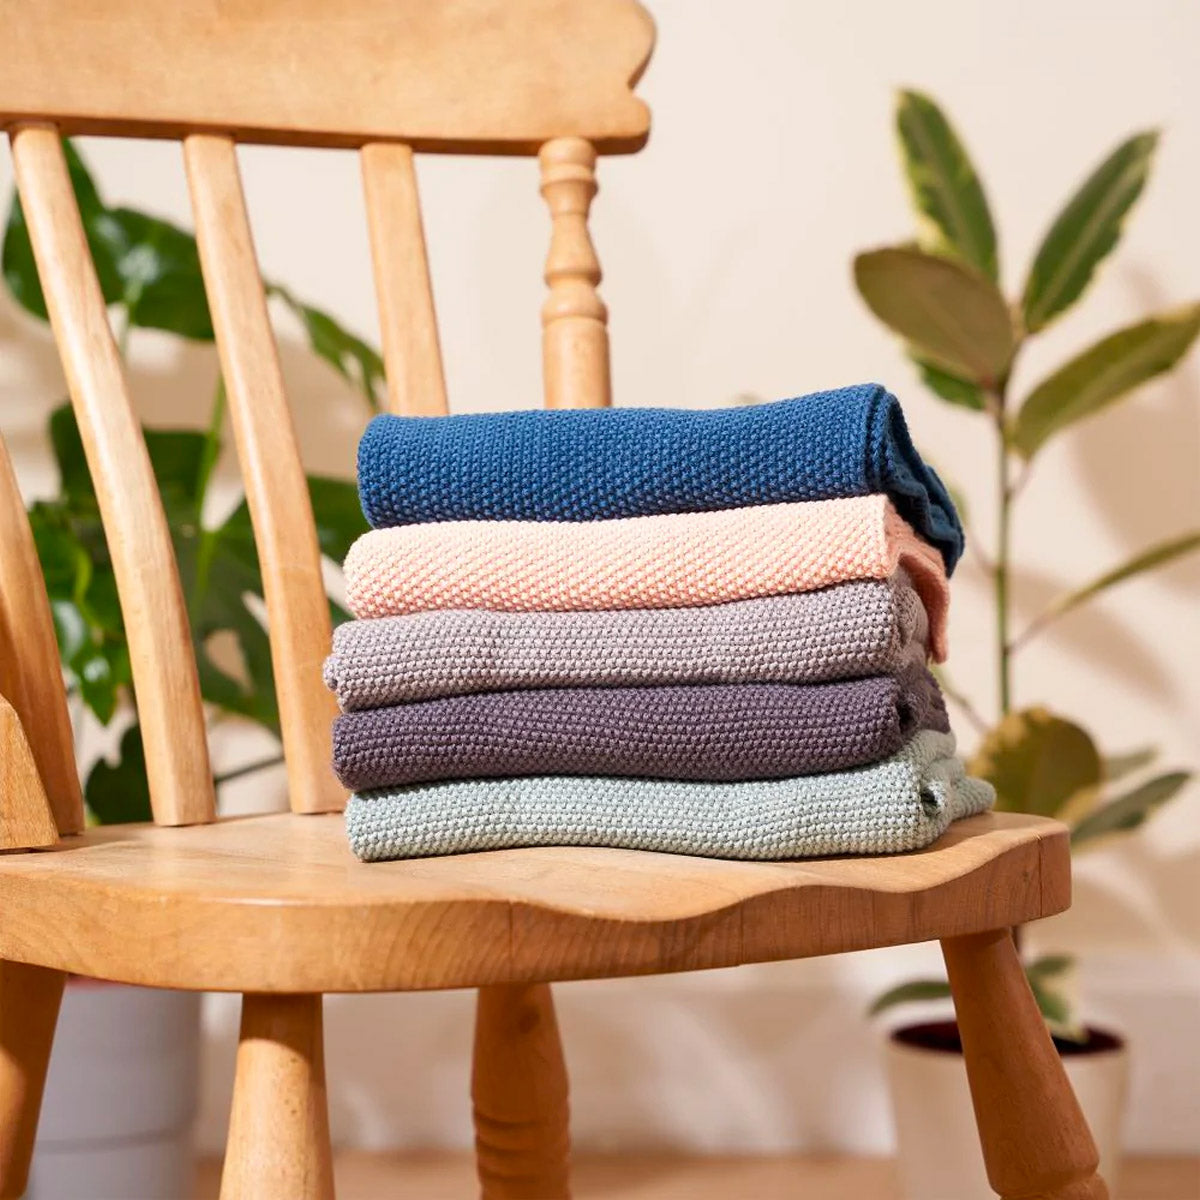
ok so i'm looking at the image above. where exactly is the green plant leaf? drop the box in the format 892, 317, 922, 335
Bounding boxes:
1071, 771, 1191, 847
1102, 747, 1158, 782
1028, 976, 1086, 1041
71, 641, 126, 724
48, 562, 131, 725
1025, 957, 1084, 1040
969, 708, 1102, 818
1022, 131, 1158, 333
79, 565, 123, 633
1023, 531, 1200, 637
269, 285, 385, 410
84, 723, 153, 824
28, 505, 91, 601
2, 141, 125, 320
178, 499, 281, 735
307, 475, 368, 563
854, 246, 1013, 386
47, 403, 93, 502
103, 207, 213, 340
867, 979, 953, 1017
895, 89, 998, 282
1026, 954, 1075, 982
1012, 305, 1200, 457
329, 597, 354, 630
911, 354, 986, 412
131, 416, 278, 731
58, 140, 107, 213
143, 426, 210, 518
26, 464, 132, 722
37, 405, 283, 736
48, 599, 89, 664
3, 140, 213, 340
1027, 977, 1071, 1025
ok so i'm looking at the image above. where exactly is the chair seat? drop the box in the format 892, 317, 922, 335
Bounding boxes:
0, 811, 1068, 993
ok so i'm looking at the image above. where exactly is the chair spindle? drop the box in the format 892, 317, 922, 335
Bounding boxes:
539, 137, 611, 410
0, 960, 66, 1198
10, 124, 214, 827
0, 435, 83, 834
361, 143, 449, 416
184, 134, 345, 816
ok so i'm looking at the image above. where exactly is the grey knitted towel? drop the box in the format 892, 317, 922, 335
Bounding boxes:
331, 667, 948, 791
345, 730, 993, 862
324, 574, 929, 710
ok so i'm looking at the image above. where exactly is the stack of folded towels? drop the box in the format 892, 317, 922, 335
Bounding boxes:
326, 383, 994, 863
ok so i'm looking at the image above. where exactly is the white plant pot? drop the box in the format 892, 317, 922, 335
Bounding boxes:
29, 981, 202, 1200
885, 1021, 1128, 1200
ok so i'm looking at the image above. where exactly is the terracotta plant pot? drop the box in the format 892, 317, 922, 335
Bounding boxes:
885, 1020, 1128, 1200
29, 980, 202, 1200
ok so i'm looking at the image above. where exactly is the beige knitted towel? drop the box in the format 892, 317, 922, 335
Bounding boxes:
343, 495, 950, 659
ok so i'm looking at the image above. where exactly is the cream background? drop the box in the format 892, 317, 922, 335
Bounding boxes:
0, 0, 1196, 1155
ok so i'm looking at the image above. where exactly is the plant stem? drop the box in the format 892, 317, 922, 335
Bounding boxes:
990, 376, 1015, 720
116, 267, 149, 359
192, 377, 227, 601
114, 305, 133, 361
991, 366, 1021, 954
195, 376, 227, 512
213, 753, 285, 788
933, 667, 989, 736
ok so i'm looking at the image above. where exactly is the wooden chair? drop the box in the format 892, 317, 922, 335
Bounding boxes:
0, 3, 1107, 1198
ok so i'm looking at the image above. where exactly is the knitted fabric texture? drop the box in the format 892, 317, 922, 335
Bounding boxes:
343, 496, 951, 660
356, 383, 965, 573
331, 667, 948, 790
324, 574, 929, 710
345, 730, 993, 862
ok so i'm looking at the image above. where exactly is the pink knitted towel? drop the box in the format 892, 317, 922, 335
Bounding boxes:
343, 495, 951, 660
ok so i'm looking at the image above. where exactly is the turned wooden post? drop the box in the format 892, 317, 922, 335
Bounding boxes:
220, 993, 334, 1200
943, 929, 1108, 1200
472, 983, 571, 1199
0, 960, 66, 1199
539, 137, 611, 410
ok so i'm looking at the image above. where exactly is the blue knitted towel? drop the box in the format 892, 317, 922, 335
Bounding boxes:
356, 383, 965, 572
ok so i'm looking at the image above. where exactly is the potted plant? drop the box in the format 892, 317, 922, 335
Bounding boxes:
2, 141, 377, 1199
852, 91, 1199, 1199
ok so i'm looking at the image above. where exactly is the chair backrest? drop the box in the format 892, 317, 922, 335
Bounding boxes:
0, 0, 654, 832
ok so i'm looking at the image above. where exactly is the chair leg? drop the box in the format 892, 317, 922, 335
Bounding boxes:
472, 983, 571, 1199
0, 959, 65, 1200
942, 929, 1108, 1200
220, 993, 334, 1200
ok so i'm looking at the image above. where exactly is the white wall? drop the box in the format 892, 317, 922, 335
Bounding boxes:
1, 0, 1197, 1155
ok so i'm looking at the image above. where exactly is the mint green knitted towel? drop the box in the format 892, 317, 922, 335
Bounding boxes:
345, 730, 993, 862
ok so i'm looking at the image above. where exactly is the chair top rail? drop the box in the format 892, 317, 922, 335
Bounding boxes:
0, 0, 654, 154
